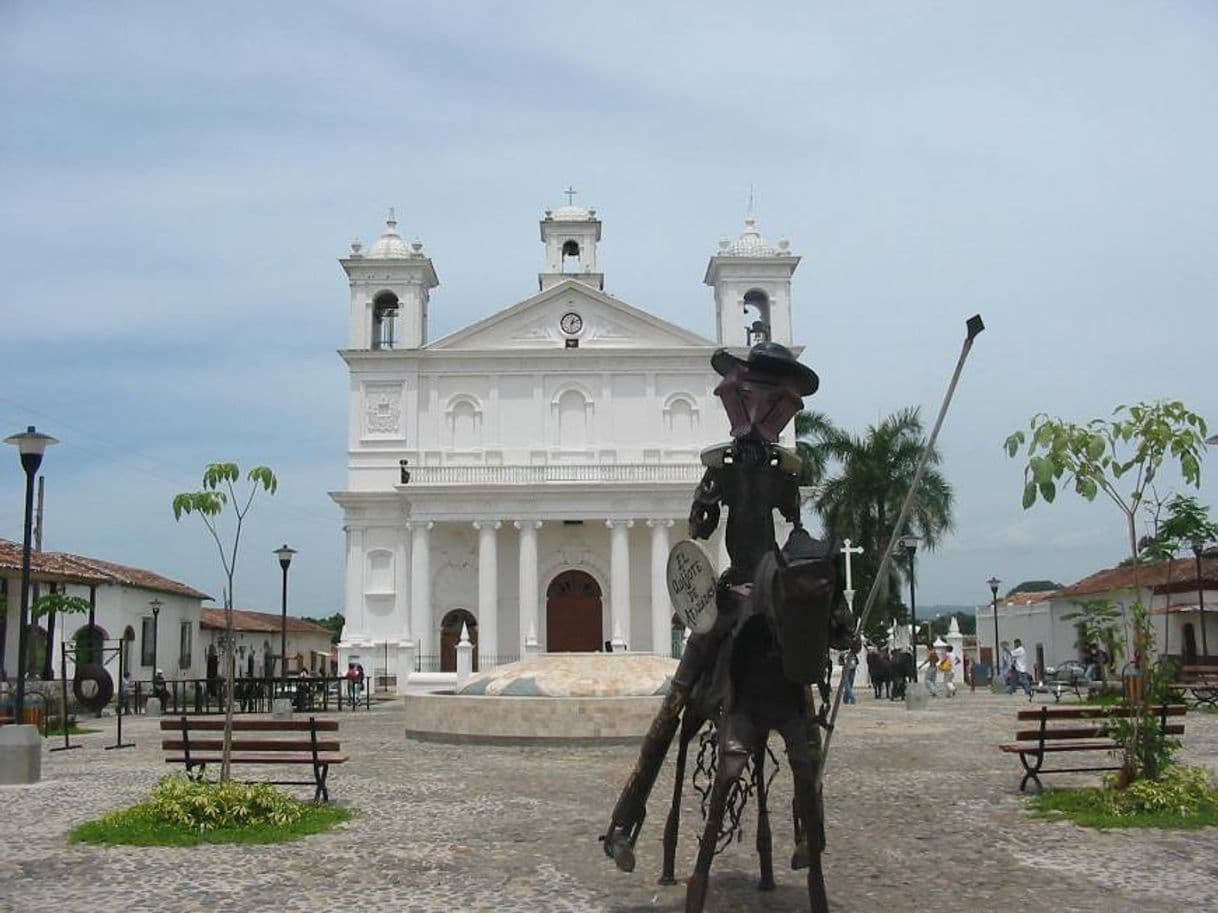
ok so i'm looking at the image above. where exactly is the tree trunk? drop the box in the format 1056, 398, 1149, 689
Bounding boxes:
221, 603, 234, 781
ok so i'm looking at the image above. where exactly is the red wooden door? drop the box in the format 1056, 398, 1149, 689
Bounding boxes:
546, 571, 602, 652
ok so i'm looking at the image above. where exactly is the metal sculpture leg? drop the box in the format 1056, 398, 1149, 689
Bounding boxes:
779, 717, 828, 913
660, 711, 702, 886
603, 681, 690, 871
754, 743, 775, 891
685, 737, 752, 913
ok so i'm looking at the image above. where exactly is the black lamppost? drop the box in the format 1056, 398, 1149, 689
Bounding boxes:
4, 426, 58, 721
149, 598, 162, 672
274, 545, 297, 677
898, 533, 921, 662
987, 576, 1001, 687
1191, 538, 1208, 659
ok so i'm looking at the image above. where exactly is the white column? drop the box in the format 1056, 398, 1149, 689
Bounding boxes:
394, 521, 411, 633
648, 519, 674, 656
515, 520, 542, 655
607, 519, 634, 650
409, 521, 432, 660
344, 525, 365, 638
475, 520, 501, 667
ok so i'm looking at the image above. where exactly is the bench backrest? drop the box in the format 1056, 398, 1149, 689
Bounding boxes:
1014, 703, 1186, 742
160, 716, 342, 754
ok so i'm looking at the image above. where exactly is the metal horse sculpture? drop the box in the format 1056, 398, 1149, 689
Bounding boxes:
602, 341, 852, 913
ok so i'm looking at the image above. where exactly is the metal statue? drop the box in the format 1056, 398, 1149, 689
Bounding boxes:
601, 341, 852, 913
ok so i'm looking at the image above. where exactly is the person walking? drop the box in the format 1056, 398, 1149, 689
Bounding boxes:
1007, 639, 1032, 697
842, 640, 860, 705
940, 646, 957, 698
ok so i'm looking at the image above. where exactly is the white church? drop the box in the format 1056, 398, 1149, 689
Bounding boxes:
331, 197, 805, 687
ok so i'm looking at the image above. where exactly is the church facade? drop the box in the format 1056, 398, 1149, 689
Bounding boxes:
330, 199, 803, 686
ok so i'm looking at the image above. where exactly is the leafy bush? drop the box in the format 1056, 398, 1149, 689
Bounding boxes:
147, 775, 305, 831
1100, 766, 1218, 818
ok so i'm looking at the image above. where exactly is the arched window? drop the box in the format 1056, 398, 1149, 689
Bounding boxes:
561, 240, 580, 273
445, 395, 483, 450
372, 291, 399, 350
663, 393, 699, 436
365, 549, 394, 594
558, 388, 589, 449
743, 288, 771, 344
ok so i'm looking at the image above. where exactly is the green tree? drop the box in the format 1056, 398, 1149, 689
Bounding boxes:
313, 612, 345, 645
1006, 400, 1209, 784
31, 591, 93, 672
797, 406, 955, 639
173, 462, 277, 781
1139, 494, 1218, 657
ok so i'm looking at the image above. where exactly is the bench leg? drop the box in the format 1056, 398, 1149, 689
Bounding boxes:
1017, 753, 1043, 793
313, 762, 330, 804
186, 761, 207, 783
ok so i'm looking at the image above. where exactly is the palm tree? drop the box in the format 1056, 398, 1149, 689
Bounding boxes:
796, 406, 955, 635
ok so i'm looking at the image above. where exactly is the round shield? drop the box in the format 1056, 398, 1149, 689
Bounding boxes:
667, 539, 718, 635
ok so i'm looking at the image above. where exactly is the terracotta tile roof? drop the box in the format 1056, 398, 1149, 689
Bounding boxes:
0, 538, 211, 599
1057, 556, 1218, 600
200, 608, 332, 636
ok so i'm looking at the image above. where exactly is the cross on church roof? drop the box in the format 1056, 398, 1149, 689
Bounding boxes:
564, 185, 578, 205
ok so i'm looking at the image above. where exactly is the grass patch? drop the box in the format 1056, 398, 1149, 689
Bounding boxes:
1028, 766, 1218, 829
69, 776, 353, 846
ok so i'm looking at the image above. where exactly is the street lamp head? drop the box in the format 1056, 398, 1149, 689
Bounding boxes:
4, 425, 58, 473
897, 533, 921, 554
149, 598, 162, 617
987, 576, 1001, 597
274, 544, 298, 570
1192, 537, 1207, 559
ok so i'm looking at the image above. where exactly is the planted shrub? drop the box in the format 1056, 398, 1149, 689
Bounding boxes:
148, 775, 305, 830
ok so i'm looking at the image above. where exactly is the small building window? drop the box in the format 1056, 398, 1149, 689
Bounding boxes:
141, 616, 156, 667
179, 621, 193, 670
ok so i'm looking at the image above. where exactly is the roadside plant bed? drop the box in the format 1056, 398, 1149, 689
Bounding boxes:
70, 776, 353, 846
1028, 766, 1218, 829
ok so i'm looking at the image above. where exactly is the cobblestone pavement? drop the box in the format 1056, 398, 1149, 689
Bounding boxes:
1, 689, 1215, 913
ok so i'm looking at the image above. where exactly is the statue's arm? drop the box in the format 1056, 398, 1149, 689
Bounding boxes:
688, 468, 722, 540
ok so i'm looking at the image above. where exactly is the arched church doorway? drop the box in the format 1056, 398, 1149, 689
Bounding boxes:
546, 570, 602, 652
441, 609, 478, 672
73, 624, 107, 667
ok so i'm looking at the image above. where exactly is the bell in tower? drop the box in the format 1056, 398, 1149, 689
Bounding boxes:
539, 187, 604, 292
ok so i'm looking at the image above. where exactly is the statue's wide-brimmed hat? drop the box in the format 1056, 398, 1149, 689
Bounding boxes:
711, 341, 819, 396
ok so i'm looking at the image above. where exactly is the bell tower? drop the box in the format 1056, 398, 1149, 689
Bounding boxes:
703, 214, 799, 347
538, 188, 603, 292
341, 209, 439, 350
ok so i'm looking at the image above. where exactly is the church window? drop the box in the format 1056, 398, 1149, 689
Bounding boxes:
372, 291, 399, 350
743, 289, 771, 344
561, 240, 581, 273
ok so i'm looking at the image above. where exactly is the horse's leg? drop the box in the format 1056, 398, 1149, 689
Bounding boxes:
780, 716, 829, 913
659, 712, 700, 886
754, 741, 774, 891
685, 717, 753, 913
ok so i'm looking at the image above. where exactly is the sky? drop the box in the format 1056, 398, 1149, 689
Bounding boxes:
1, 2, 1216, 618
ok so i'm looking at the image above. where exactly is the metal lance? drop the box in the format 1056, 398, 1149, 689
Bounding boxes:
818, 314, 985, 780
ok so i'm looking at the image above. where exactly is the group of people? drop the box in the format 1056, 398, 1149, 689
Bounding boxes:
920, 645, 963, 697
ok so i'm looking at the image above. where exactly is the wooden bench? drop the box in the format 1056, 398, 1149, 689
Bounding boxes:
1173, 665, 1218, 710
160, 716, 347, 803
999, 703, 1187, 792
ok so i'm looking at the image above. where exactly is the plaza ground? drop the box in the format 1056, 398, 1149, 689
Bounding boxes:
1, 688, 1215, 912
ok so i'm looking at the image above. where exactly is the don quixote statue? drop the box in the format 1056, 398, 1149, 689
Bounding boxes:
601, 340, 853, 913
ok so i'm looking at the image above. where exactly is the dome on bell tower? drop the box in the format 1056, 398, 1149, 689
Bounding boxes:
365, 209, 423, 259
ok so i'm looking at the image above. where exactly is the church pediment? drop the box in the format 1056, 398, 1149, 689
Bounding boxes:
428, 281, 715, 351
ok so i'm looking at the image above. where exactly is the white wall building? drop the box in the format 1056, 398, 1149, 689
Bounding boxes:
975, 555, 1218, 676
331, 201, 806, 685
0, 539, 210, 683
199, 608, 334, 678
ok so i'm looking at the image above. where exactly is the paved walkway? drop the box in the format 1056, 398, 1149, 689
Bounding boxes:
1, 689, 1215, 912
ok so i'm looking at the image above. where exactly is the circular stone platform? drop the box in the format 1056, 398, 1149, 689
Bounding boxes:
403, 652, 677, 744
